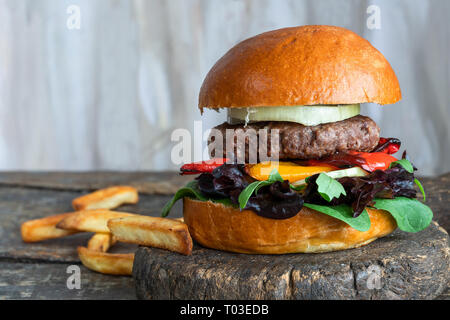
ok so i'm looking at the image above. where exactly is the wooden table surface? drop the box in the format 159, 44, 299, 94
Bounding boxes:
0, 171, 448, 300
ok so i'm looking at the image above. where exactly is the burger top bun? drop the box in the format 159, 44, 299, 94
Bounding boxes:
199, 25, 401, 111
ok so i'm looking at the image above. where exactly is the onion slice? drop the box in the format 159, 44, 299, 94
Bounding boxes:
228, 104, 360, 126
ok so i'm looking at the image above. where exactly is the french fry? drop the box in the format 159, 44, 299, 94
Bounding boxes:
21, 213, 79, 243
72, 186, 138, 211
77, 246, 134, 275
87, 233, 116, 252
56, 209, 135, 233
108, 215, 193, 255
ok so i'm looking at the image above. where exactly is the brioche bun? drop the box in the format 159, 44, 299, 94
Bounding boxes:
199, 25, 401, 111
183, 198, 397, 254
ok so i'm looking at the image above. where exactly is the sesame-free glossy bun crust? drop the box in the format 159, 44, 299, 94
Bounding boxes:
183, 198, 397, 254
199, 25, 401, 111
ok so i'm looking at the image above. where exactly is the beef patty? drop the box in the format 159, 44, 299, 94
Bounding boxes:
208, 115, 380, 161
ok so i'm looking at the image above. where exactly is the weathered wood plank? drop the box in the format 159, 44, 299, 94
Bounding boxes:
0, 187, 181, 262
0, 262, 136, 299
0, 171, 191, 195
134, 221, 450, 300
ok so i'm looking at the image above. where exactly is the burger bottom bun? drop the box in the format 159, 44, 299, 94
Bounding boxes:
183, 198, 397, 254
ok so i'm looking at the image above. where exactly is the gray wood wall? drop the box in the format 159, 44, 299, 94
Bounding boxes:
0, 0, 448, 175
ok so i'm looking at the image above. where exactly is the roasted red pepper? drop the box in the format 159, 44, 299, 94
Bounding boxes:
372, 137, 401, 154
347, 151, 397, 171
304, 151, 397, 172
180, 158, 229, 175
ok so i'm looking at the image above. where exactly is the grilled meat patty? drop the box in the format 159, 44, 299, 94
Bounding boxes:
208, 115, 380, 161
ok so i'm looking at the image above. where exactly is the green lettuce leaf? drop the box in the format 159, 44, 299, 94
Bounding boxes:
389, 159, 414, 173
371, 197, 432, 232
161, 180, 232, 217
303, 203, 371, 231
414, 178, 426, 201
388, 158, 426, 201
315, 172, 347, 202
238, 181, 267, 209
238, 169, 284, 209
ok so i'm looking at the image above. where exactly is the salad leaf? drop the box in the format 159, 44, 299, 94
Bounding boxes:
244, 180, 304, 219
238, 169, 283, 209
303, 165, 416, 217
372, 197, 432, 232
161, 180, 231, 217
194, 164, 302, 218
267, 169, 284, 183
196, 164, 249, 198
238, 181, 267, 209
315, 173, 346, 202
389, 159, 414, 173
414, 178, 426, 201
303, 203, 371, 231
209, 197, 234, 207
290, 184, 306, 192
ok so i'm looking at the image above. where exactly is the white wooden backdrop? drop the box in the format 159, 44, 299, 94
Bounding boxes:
0, 0, 448, 175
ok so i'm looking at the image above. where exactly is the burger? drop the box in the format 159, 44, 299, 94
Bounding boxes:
162, 25, 433, 254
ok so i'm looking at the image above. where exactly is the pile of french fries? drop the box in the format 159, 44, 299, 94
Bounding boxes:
20, 186, 192, 275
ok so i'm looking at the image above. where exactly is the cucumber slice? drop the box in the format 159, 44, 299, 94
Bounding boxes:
228, 104, 360, 126
291, 167, 368, 187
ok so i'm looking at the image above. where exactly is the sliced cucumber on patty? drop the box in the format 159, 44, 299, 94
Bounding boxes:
228, 104, 360, 126
291, 167, 368, 187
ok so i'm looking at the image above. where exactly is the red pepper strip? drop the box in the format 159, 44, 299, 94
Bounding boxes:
347, 151, 397, 171
305, 151, 397, 172
180, 158, 229, 175
372, 137, 401, 154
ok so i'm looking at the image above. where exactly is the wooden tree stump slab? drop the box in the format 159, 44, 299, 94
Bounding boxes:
134, 221, 449, 300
